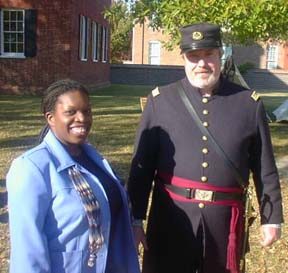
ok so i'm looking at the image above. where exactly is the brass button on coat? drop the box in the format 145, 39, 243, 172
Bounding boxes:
203, 109, 209, 115
202, 148, 209, 154
201, 176, 208, 182
202, 136, 208, 141
203, 121, 209, 127
202, 162, 209, 168
199, 203, 205, 208
202, 97, 208, 103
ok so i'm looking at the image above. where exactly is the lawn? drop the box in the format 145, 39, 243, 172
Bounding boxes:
0, 85, 287, 272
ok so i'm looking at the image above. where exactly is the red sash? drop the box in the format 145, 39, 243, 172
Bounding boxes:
157, 171, 245, 273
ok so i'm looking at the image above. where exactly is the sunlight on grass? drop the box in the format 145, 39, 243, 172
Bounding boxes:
260, 92, 288, 97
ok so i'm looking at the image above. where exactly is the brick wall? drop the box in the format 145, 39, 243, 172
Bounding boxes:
132, 21, 184, 65
111, 64, 288, 91
111, 64, 185, 85
278, 43, 288, 70
243, 69, 288, 90
233, 42, 288, 70
0, 0, 111, 94
132, 19, 288, 71
69, 0, 111, 88
233, 43, 267, 68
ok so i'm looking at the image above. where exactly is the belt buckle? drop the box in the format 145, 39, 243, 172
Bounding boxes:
194, 189, 214, 202
185, 188, 194, 199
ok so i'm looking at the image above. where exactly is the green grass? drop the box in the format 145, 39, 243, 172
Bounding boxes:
0, 84, 287, 273
260, 92, 288, 159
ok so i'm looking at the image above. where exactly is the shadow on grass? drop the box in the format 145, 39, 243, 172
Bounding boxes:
269, 122, 288, 158
0, 179, 8, 224
0, 136, 38, 149
0, 190, 7, 207
261, 93, 288, 115
92, 84, 153, 97
94, 109, 141, 116
0, 114, 43, 121
0, 211, 8, 224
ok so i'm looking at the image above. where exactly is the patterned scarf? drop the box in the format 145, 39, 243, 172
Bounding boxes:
68, 166, 104, 267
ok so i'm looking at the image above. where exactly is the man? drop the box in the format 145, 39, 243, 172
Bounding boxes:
128, 22, 283, 273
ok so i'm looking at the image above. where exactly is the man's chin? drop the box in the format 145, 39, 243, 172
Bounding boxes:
190, 80, 211, 89
193, 77, 219, 89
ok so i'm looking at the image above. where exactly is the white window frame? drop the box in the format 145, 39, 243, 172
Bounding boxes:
92, 21, 99, 62
148, 40, 161, 65
267, 44, 278, 69
101, 26, 108, 63
97, 24, 102, 61
0, 9, 25, 58
79, 15, 90, 61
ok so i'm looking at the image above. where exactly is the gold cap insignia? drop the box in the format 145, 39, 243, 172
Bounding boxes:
251, 91, 260, 101
192, 31, 203, 41
152, 87, 160, 97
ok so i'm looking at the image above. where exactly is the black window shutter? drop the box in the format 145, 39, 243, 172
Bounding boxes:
0, 9, 2, 56
24, 9, 37, 57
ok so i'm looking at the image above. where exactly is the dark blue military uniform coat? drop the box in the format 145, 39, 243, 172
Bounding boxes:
128, 76, 283, 273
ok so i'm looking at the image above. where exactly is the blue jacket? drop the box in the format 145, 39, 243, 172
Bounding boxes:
7, 130, 140, 273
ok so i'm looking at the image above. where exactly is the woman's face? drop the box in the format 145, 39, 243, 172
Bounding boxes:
46, 89, 92, 154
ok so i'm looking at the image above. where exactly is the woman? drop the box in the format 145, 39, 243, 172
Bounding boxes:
7, 79, 140, 273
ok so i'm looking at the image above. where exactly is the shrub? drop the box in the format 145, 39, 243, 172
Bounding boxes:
238, 62, 255, 74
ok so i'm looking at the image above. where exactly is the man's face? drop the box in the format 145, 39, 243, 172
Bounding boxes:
183, 48, 222, 91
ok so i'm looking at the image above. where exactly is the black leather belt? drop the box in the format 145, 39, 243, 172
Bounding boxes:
165, 184, 243, 202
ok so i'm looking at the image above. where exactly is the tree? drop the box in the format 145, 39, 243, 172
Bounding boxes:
104, 1, 134, 63
131, 0, 288, 48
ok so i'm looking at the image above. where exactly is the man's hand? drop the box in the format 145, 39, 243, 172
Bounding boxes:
260, 225, 281, 247
133, 226, 148, 253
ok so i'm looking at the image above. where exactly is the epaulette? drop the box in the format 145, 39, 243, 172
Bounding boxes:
251, 90, 260, 101
152, 87, 160, 97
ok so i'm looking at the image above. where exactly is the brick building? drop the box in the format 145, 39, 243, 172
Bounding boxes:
132, 21, 184, 65
0, 0, 111, 94
132, 19, 288, 71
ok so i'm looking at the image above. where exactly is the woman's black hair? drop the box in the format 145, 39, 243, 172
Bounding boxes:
41, 79, 89, 114
38, 79, 90, 143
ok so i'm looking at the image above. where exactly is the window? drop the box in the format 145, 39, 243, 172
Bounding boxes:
92, 21, 99, 62
148, 41, 160, 65
267, 45, 278, 69
0, 9, 36, 58
0, 9, 22, 57
86, 20, 108, 63
79, 15, 90, 61
97, 23, 102, 61
101, 26, 108, 62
